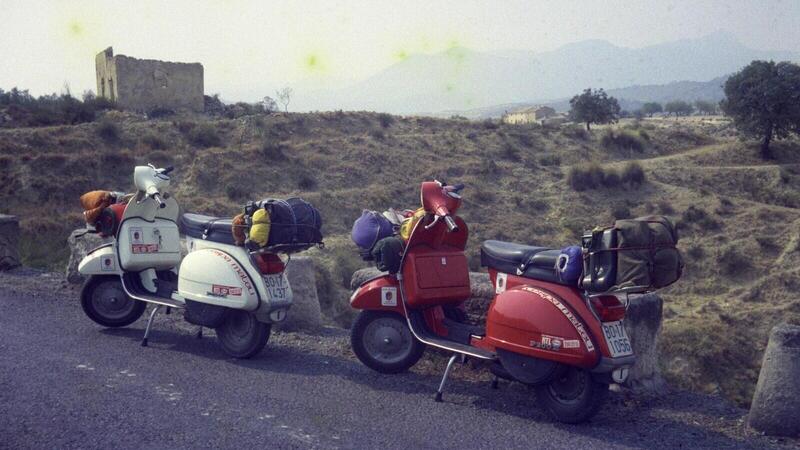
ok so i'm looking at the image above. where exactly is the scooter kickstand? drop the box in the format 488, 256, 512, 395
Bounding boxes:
141, 306, 161, 347
435, 354, 459, 402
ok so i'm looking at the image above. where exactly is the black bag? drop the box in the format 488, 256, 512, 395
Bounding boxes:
372, 236, 404, 273
582, 215, 683, 293
245, 197, 323, 250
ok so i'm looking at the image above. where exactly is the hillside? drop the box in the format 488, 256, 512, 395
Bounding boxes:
1, 111, 799, 407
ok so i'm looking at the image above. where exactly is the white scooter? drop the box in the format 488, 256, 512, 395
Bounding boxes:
78, 164, 307, 358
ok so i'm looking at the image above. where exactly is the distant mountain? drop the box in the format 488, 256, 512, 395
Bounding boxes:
295, 32, 798, 114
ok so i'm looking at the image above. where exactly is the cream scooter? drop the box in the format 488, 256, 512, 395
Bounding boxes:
78, 164, 298, 358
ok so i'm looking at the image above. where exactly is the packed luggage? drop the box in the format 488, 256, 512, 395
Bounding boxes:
238, 197, 324, 252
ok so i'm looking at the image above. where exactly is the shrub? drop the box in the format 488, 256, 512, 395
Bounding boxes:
297, 173, 317, 190
567, 162, 605, 191
561, 125, 590, 140
539, 154, 562, 166
175, 120, 196, 134
482, 119, 499, 130
261, 140, 287, 160
611, 204, 631, 219
369, 129, 385, 141
620, 162, 646, 187
225, 181, 250, 200
147, 107, 175, 119
681, 206, 722, 231
500, 143, 521, 161
466, 132, 478, 141
141, 132, 167, 150
602, 169, 621, 188
601, 129, 645, 152
720, 246, 751, 276
657, 200, 675, 215
96, 119, 121, 142
377, 113, 394, 128
687, 244, 705, 259
188, 123, 222, 148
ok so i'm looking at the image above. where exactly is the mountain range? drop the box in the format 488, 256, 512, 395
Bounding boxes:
293, 32, 799, 115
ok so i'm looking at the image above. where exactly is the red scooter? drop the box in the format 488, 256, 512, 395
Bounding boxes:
349, 181, 635, 423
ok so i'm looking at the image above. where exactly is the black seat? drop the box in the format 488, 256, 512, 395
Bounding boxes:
480, 240, 566, 285
182, 213, 236, 245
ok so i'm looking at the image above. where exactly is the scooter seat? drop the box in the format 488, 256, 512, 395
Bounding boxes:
182, 213, 236, 245
480, 240, 567, 285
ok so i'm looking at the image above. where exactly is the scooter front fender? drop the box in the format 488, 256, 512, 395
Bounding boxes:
349, 275, 404, 315
78, 243, 122, 276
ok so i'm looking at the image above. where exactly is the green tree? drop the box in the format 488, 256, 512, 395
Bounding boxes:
665, 100, 694, 117
641, 102, 663, 117
568, 88, 621, 131
721, 60, 800, 158
694, 100, 718, 115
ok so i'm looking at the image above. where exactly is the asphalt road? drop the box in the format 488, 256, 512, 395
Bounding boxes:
0, 283, 792, 449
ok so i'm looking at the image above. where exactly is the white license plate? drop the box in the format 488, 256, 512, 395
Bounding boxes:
263, 274, 291, 301
601, 321, 633, 357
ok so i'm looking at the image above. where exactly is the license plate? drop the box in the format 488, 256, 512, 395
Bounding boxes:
262, 274, 291, 301
601, 321, 633, 357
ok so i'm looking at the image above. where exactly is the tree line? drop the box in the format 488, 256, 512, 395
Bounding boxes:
567, 59, 800, 157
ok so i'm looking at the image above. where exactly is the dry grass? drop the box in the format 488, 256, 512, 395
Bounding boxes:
1, 111, 798, 407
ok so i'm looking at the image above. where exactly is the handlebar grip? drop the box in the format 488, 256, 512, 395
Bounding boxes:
152, 193, 166, 209
444, 215, 458, 232
162, 166, 174, 175
451, 183, 465, 192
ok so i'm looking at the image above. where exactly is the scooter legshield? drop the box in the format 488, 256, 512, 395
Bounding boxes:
178, 248, 260, 311
486, 285, 601, 369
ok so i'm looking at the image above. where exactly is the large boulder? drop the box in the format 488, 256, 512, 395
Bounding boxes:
748, 323, 800, 437
66, 229, 111, 284
0, 214, 21, 271
277, 256, 322, 332
350, 267, 385, 290
622, 293, 667, 394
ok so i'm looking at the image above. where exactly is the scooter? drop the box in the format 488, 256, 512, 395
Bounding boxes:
349, 181, 635, 423
78, 164, 307, 358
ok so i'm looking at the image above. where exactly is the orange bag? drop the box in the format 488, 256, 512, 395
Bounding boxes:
232, 213, 247, 245
80, 191, 113, 225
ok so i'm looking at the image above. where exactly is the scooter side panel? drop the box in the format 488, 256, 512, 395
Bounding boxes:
349, 275, 404, 315
178, 248, 259, 310
485, 284, 601, 369
489, 271, 613, 357
78, 244, 122, 275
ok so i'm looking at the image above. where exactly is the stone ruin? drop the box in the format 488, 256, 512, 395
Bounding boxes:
95, 47, 204, 113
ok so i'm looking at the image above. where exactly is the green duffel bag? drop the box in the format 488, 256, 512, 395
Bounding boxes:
372, 236, 404, 274
583, 215, 683, 293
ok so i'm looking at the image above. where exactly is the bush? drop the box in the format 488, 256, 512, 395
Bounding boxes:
681, 206, 722, 231
567, 162, 606, 191
225, 181, 250, 200
620, 162, 646, 187
261, 140, 287, 160
500, 143, 521, 161
297, 173, 317, 190
601, 129, 645, 152
96, 119, 121, 142
611, 204, 631, 219
147, 107, 175, 119
602, 169, 621, 188
657, 200, 675, 215
369, 129, 385, 141
720, 246, 751, 276
377, 113, 394, 128
141, 132, 167, 150
561, 125, 590, 140
187, 123, 222, 148
483, 119, 499, 130
0, 88, 115, 127
539, 154, 562, 166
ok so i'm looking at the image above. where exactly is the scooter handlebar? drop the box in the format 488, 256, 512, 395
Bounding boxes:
152, 193, 166, 209
444, 215, 458, 232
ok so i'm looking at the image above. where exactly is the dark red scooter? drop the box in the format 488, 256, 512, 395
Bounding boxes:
349, 181, 634, 423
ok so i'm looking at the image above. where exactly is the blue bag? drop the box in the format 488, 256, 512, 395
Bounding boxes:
351, 210, 394, 252
556, 245, 583, 285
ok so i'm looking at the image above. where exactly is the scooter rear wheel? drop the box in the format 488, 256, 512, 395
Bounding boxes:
215, 310, 271, 359
351, 311, 425, 374
534, 367, 609, 424
81, 276, 146, 328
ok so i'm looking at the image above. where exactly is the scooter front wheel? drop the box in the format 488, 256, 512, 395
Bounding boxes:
215, 310, 271, 359
534, 367, 609, 424
351, 311, 425, 374
81, 276, 147, 327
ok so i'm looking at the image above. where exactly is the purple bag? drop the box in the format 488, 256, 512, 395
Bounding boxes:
556, 245, 583, 285
351, 210, 394, 251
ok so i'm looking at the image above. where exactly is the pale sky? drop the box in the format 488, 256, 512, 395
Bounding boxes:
2, 0, 799, 102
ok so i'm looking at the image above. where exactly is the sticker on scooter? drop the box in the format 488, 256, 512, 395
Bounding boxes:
130, 227, 144, 244
563, 339, 581, 349
211, 284, 242, 297
101, 255, 115, 271
381, 287, 397, 307
132, 244, 159, 254
531, 334, 564, 351
495, 273, 507, 294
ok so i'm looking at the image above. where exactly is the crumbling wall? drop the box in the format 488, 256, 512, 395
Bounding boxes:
96, 47, 204, 113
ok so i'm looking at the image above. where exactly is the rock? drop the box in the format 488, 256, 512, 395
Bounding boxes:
748, 323, 800, 437
66, 229, 111, 284
277, 256, 322, 332
623, 293, 667, 394
0, 215, 21, 271
350, 267, 385, 290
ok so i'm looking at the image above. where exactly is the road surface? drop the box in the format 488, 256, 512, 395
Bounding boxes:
0, 271, 793, 449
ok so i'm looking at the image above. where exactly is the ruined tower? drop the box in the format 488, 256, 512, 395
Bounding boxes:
95, 47, 204, 113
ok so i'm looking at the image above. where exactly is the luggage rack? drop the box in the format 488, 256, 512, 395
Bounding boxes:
250, 241, 325, 255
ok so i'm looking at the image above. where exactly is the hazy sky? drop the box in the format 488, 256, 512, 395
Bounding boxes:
2, 0, 799, 102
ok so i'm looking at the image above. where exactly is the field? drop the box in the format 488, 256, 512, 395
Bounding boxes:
1, 110, 799, 406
